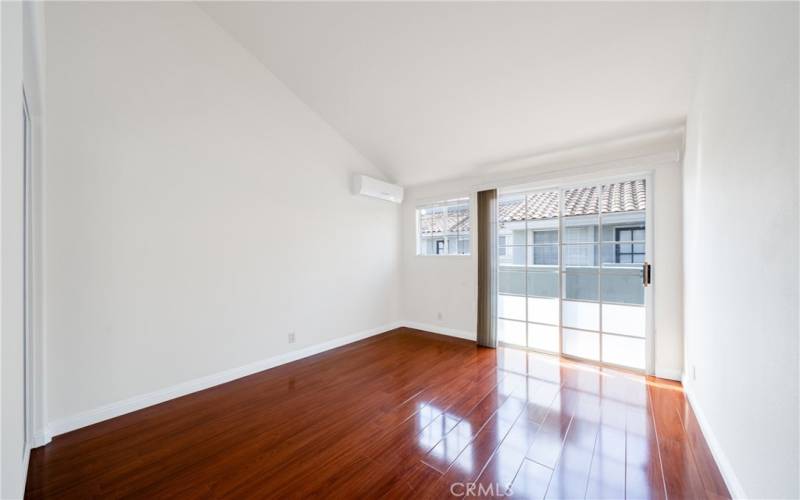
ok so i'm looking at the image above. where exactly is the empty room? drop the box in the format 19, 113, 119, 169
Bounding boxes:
1, 1, 798, 499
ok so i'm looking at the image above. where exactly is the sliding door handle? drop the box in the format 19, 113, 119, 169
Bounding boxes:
643, 262, 652, 287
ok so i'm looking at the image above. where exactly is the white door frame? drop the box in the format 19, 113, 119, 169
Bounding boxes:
22, 87, 34, 451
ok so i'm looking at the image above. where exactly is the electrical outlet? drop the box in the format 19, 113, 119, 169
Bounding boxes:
437, 312, 443, 320
288, 331, 296, 344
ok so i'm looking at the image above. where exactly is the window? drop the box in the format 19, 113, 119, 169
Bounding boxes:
498, 236, 508, 256
531, 230, 558, 266
532, 245, 558, 266
532, 229, 557, 244
417, 197, 470, 255
615, 227, 645, 263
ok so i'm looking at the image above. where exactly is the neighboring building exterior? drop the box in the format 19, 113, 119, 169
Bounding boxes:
417, 180, 646, 303
495, 180, 646, 304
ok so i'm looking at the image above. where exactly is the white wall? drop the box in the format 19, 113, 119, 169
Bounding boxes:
682, 3, 799, 498
401, 134, 686, 379
43, 2, 400, 429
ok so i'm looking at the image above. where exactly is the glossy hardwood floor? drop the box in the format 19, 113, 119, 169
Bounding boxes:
26, 328, 729, 499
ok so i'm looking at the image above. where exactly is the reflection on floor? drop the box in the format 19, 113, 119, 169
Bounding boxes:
25, 328, 729, 499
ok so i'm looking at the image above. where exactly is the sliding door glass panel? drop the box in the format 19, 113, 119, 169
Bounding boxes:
563, 216, 598, 243
499, 245, 525, 266
563, 329, 600, 360
601, 211, 645, 245
528, 197, 559, 331
528, 245, 558, 268
600, 269, 644, 305
499, 319, 526, 347
496, 179, 648, 372
602, 303, 645, 337
497, 193, 526, 330
564, 184, 599, 213
525, 191, 560, 350
498, 264, 525, 344
528, 297, 559, 325
498, 192, 524, 346
497, 193, 527, 246
561, 190, 601, 362
497, 193, 526, 347
525, 191, 559, 230
602, 334, 645, 369
599, 180, 647, 370
527, 270, 559, 299
527, 225, 559, 245
528, 323, 559, 353
562, 300, 599, 331
563, 270, 598, 301
498, 267, 525, 297
599, 180, 646, 305
527, 212, 558, 240
523, 193, 559, 261
563, 244, 598, 268
498, 294, 525, 322
498, 189, 560, 352
601, 243, 645, 267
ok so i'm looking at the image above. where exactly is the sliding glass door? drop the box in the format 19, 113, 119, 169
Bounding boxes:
497, 178, 650, 371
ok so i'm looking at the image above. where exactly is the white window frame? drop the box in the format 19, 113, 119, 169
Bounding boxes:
415, 197, 471, 256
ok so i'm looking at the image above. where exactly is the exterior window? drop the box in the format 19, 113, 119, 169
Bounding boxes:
615, 227, 645, 263
532, 230, 558, 244
416, 197, 471, 256
531, 230, 558, 266
498, 236, 508, 256
533, 245, 558, 265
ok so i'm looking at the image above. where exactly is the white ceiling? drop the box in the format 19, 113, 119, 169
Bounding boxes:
201, 2, 709, 186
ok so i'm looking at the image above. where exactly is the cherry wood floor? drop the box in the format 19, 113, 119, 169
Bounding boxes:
26, 328, 729, 499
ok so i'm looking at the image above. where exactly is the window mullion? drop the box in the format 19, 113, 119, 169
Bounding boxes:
524, 194, 529, 349
442, 205, 450, 255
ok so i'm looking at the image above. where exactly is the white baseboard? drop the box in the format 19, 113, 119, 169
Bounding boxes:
32, 428, 52, 447
38, 321, 475, 441
34, 321, 697, 451
41, 321, 403, 441
681, 376, 747, 499
654, 368, 682, 381
402, 321, 477, 341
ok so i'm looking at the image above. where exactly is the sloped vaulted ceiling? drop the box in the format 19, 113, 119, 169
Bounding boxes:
200, 2, 708, 186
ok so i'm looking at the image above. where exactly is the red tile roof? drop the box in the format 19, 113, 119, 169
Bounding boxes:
420, 180, 645, 235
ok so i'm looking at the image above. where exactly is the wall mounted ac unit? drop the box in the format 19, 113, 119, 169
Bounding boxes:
351, 174, 404, 203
